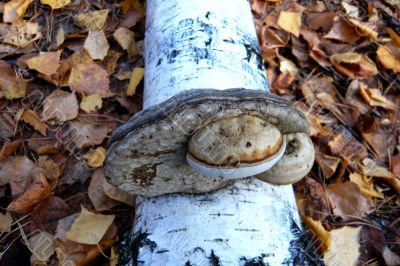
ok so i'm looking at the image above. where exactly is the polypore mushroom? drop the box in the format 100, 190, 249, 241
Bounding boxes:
105, 0, 315, 264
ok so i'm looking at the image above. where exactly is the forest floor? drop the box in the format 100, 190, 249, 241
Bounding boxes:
0, 0, 399, 265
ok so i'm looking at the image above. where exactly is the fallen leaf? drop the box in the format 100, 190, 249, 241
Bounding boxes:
55, 214, 118, 265
26, 51, 61, 76
330, 52, 377, 78
0, 139, 22, 160
101, 49, 123, 75
326, 182, 372, 220
55, 26, 65, 47
376, 45, 400, 73
7, 174, 52, 214
359, 84, 397, 110
42, 90, 79, 122
0, 20, 42, 48
277, 11, 301, 37
324, 226, 361, 266
3, 0, 31, 23
20, 109, 47, 135
387, 27, 400, 47
84, 147, 106, 168
298, 177, 331, 221
84, 29, 109, 60
305, 12, 336, 31
324, 18, 361, 43
341, 2, 359, 19
30, 196, 71, 234
349, 172, 384, 199
315, 147, 341, 179
57, 120, 109, 150
348, 16, 379, 40
29, 231, 55, 266
66, 207, 115, 245
88, 169, 120, 211
40, 0, 71, 9
0, 212, 13, 232
127, 67, 144, 96
74, 9, 109, 30
68, 62, 113, 98
80, 93, 102, 113
0, 60, 28, 99
302, 216, 331, 253
113, 27, 137, 56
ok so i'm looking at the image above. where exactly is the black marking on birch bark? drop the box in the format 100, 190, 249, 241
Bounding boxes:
285, 220, 325, 266
208, 250, 221, 266
209, 213, 234, 216
167, 228, 187, 233
239, 254, 272, 266
130, 232, 157, 266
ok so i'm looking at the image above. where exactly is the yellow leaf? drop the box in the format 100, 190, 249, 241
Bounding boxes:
80, 93, 102, 113
66, 207, 115, 245
387, 27, 400, 47
29, 231, 55, 265
349, 17, 378, 40
3, 0, 31, 23
0, 212, 13, 233
302, 216, 331, 253
0, 20, 42, 48
20, 109, 48, 135
56, 26, 65, 47
127, 67, 144, 96
359, 84, 396, 110
84, 147, 106, 168
110, 246, 119, 266
324, 226, 361, 266
26, 51, 61, 76
40, 0, 71, 9
113, 27, 137, 56
74, 9, 109, 30
277, 11, 301, 37
84, 29, 109, 60
377, 45, 400, 73
349, 172, 384, 199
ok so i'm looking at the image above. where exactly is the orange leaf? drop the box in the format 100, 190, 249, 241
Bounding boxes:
20, 109, 48, 135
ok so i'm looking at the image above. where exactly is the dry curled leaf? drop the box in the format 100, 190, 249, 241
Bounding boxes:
0, 60, 28, 99
330, 52, 377, 78
42, 90, 78, 123
302, 216, 331, 253
359, 84, 397, 110
349, 172, 384, 199
324, 18, 361, 43
0, 212, 13, 233
376, 45, 400, 73
68, 62, 113, 98
88, 169, 120, 211
113, 27, 137, 56
7, 174, 52, 214
66, 207, 115, 245
0, 20, 42, 48
0, 139, 22, 161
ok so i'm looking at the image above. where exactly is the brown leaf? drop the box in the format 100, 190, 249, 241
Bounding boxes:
0, 156, 49, 197
0, 139, 22, 161
0, 60, 28, 99
298, 177, 331, 221
326, 182, 372, 220
30, 196, 71, 234
57, 120, 109, 150
42, 90, 79, 122
3, 0, 31, 23
26, 51, 61, 76
20, 109, 48, 135
88, 169, 120, 211
8, 174, 52, 214
68, 63, 113, 98
113, 27, 137, 56
324, 18, 361, 43
0, 212, 13, 233
330, 52, 377, 78
84, 29, 110, 60
306, 12, 336, 32
359, 84, 397, 110
315, 146, 341, 179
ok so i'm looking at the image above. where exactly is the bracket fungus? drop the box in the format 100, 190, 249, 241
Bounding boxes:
105, 0, 315, 264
